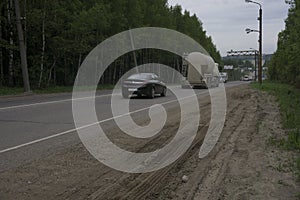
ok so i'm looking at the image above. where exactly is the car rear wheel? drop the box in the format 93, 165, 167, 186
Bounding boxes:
148, 87, 155, 99
161, 87, 166, 97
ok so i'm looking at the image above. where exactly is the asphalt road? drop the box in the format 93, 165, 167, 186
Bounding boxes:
0, 81, 248, 171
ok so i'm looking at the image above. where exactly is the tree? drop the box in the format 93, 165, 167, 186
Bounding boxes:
0, 0, 222, 88
14, 0, 30, 92
268, 0, 300, 87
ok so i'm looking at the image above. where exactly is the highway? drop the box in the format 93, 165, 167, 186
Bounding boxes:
0, 81, 248, 171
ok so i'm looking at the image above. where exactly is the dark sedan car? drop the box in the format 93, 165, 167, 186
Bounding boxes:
122, 73, 167, 98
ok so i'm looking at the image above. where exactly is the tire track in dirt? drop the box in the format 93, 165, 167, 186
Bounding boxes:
87, 100, 212, 200
141, 96, 247, 200
114, 125, 209, 200
193, 93, 257, 199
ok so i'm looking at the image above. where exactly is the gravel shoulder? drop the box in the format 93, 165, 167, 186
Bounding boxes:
0, 84, 299, 200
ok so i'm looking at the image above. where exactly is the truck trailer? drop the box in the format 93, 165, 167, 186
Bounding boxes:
181, 52, 219, 89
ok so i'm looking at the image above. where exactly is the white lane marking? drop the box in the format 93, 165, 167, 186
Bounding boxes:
0, 85, 182, 111
0, 85, 187, 111
0, 94, 113, 111
0, 91, 207, 154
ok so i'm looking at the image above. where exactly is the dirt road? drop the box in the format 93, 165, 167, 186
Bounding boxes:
0, 85, 299, 199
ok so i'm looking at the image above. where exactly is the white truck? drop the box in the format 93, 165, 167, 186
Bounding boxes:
182, 52, 219, 89
219, 72, 228, 83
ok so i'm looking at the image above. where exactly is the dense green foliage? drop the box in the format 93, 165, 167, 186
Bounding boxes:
268, 0, 300, 88
0, 0, 221, 89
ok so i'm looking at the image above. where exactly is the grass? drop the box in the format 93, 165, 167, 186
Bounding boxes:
251, 81, 300, 180
0, 87, 25, 96
0, 84, 115, 96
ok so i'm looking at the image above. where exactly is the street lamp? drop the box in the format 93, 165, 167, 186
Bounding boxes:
245, 0, 262, 85
245, 28, 259, 34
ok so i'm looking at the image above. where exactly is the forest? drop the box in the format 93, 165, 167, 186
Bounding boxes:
268, 0, 300, 88
0, 0, 221, 90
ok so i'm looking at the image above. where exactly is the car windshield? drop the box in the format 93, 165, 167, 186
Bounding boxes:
128, 74, 153, 80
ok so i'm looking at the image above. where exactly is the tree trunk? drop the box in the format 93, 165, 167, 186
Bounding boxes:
53, 66, 56, 85
129, 28, 138, 73
38, 0, 46, 88
0, 19, 3, 86
14, 0, 31, 92
64, 56, 67, 85
47, 57, 57, 86
7, 0, 14, 86
78, 53, 82, 69
113, 62, 117, 84
23, 0, 27, 48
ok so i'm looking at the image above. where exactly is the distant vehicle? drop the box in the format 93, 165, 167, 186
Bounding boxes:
181, 52, 219, 89
122, 73, 167, 98
219, 72, 228, 83
243, 75, 250, 81
219, 76, 226, 83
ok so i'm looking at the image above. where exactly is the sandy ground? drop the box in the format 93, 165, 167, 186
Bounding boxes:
0, 85, 299, 200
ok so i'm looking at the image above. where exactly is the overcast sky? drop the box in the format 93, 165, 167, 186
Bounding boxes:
167, 0, 290, 56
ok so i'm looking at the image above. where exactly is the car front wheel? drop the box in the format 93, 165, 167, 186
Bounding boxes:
161, 87, 166, 97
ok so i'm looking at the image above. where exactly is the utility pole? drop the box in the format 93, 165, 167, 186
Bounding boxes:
254, 50, 257, 81
258, 7, 262, 85
14, 0, 31, 93
245, 0, 263, 85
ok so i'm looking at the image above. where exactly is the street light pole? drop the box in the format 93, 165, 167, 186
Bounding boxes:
245, 0, 263, 85
258, 7, 262, 84
254, 50, 257, 81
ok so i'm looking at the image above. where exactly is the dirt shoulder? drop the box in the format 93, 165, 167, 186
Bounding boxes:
0, 85, 299, 200
191, 86, 300, 200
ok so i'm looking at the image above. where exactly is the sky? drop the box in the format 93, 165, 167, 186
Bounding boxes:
167, 0, 290, 56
